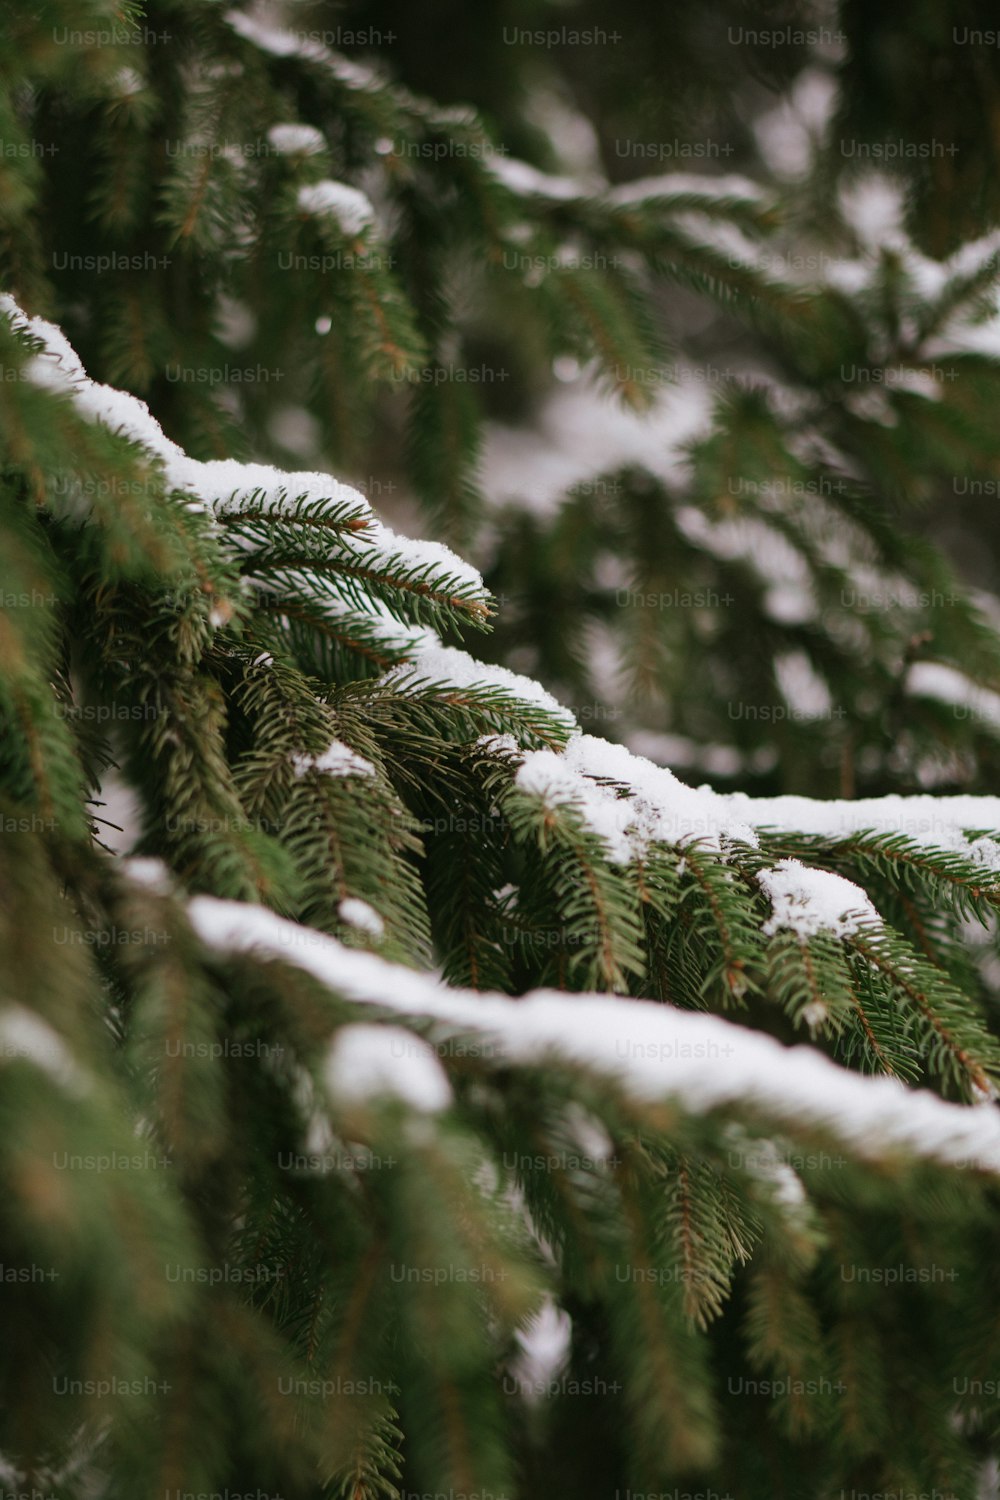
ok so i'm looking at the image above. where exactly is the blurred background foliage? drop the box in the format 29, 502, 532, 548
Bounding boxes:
7, 0, 1000, 803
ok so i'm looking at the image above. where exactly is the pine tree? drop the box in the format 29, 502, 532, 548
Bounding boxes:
5, 3, 1000, 1499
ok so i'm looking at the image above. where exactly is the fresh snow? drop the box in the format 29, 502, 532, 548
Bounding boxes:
338, 898, 385, 938
96, 772, 146, 857
503, 728, 1000, 875
122, 857, 173, 894
313, 594, 441, 655
514, 747, 635, 863
189, 895, 1000, 1175
757, 859, 878, 939
753, 69, 837, 183
723, 788, 1000, 870
607, 173, 766, 207
489, 155, 594, 203
291, 741, 376, 779
296, 180, 375, 236
267, 123, 325, 156
1, 294, 375, 521
13, 289, 1000, 881
0, 295, 492, 637
674, 509, 816, 626
511, 1301, 574, 1400
199, 459, 369, 517
325, 1024, 452, 1113
384, 644, 577, 733
225, 9, 311, 59
224, 8, 380, 91
512, 733, 757, 860
341, 517, 488, 601
490, 124, 762, 213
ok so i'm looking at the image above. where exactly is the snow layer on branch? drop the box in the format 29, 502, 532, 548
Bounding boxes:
297, 180, 375, 236
2, 297, 488, 626
235, 510, 491, 622
224, 9, 379, 90
499, 726, 1000, 875
607, 173, 766, 207
194, 459, 369, 516
291, 741, 375, 779
725, 788, 1000, 868
514, 747, 635, 863
383, 644, 577, 732
338, 898, 385, 938
188, 896, 1000, 1174
489, 148, 762, 220
511, 1302, 573, 1400
824, 176, 1000, 323
758, 859, 878, 939
0, 295, 374, 520
326, 1024, 451, 1112
489, 155, 592, 202
753, 70, 837, 183
312, 594, 440, 655
512, 733, 757, 861
838, 175, 908, 255
568, 734, 757, 844
225, 9, 313, 58
123, 857, 173, 894
268, 123, 325, 156
340, 517, 488, 600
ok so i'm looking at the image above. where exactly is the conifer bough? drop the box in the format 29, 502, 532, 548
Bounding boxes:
4, 288, 1000, 1499
5, 2, 1000, 1498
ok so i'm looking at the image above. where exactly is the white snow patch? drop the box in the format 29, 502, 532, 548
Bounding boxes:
512, 733, 758, 862
315, 594, 440, 656
775, 650, 833, 719
268, 123, 325, 156
758, 859, 879, 939
326, 1024, 451, 1113
122, 857, 172, 895
839, 175, 907, 253
297, 180, 374, 236
190, 896, 1000, 1174
338, 898, 385, 939
291, 740, 376, 779
1, 293, 374, 523
489, 155, 592, 202
97, 770, 144, 856
726, 789, 1000, 870
514, 746, 634, 863
510, 1300, 573, 1400
225, 8, 379, 89
384, 645, 577, 733
725, 1126, 810, 1212
343, 517, 488, 600
608, 173, 766, 207
754, 69, 837, 181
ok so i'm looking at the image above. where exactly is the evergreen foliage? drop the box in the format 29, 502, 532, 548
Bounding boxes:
5, 3, 1000, 1499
